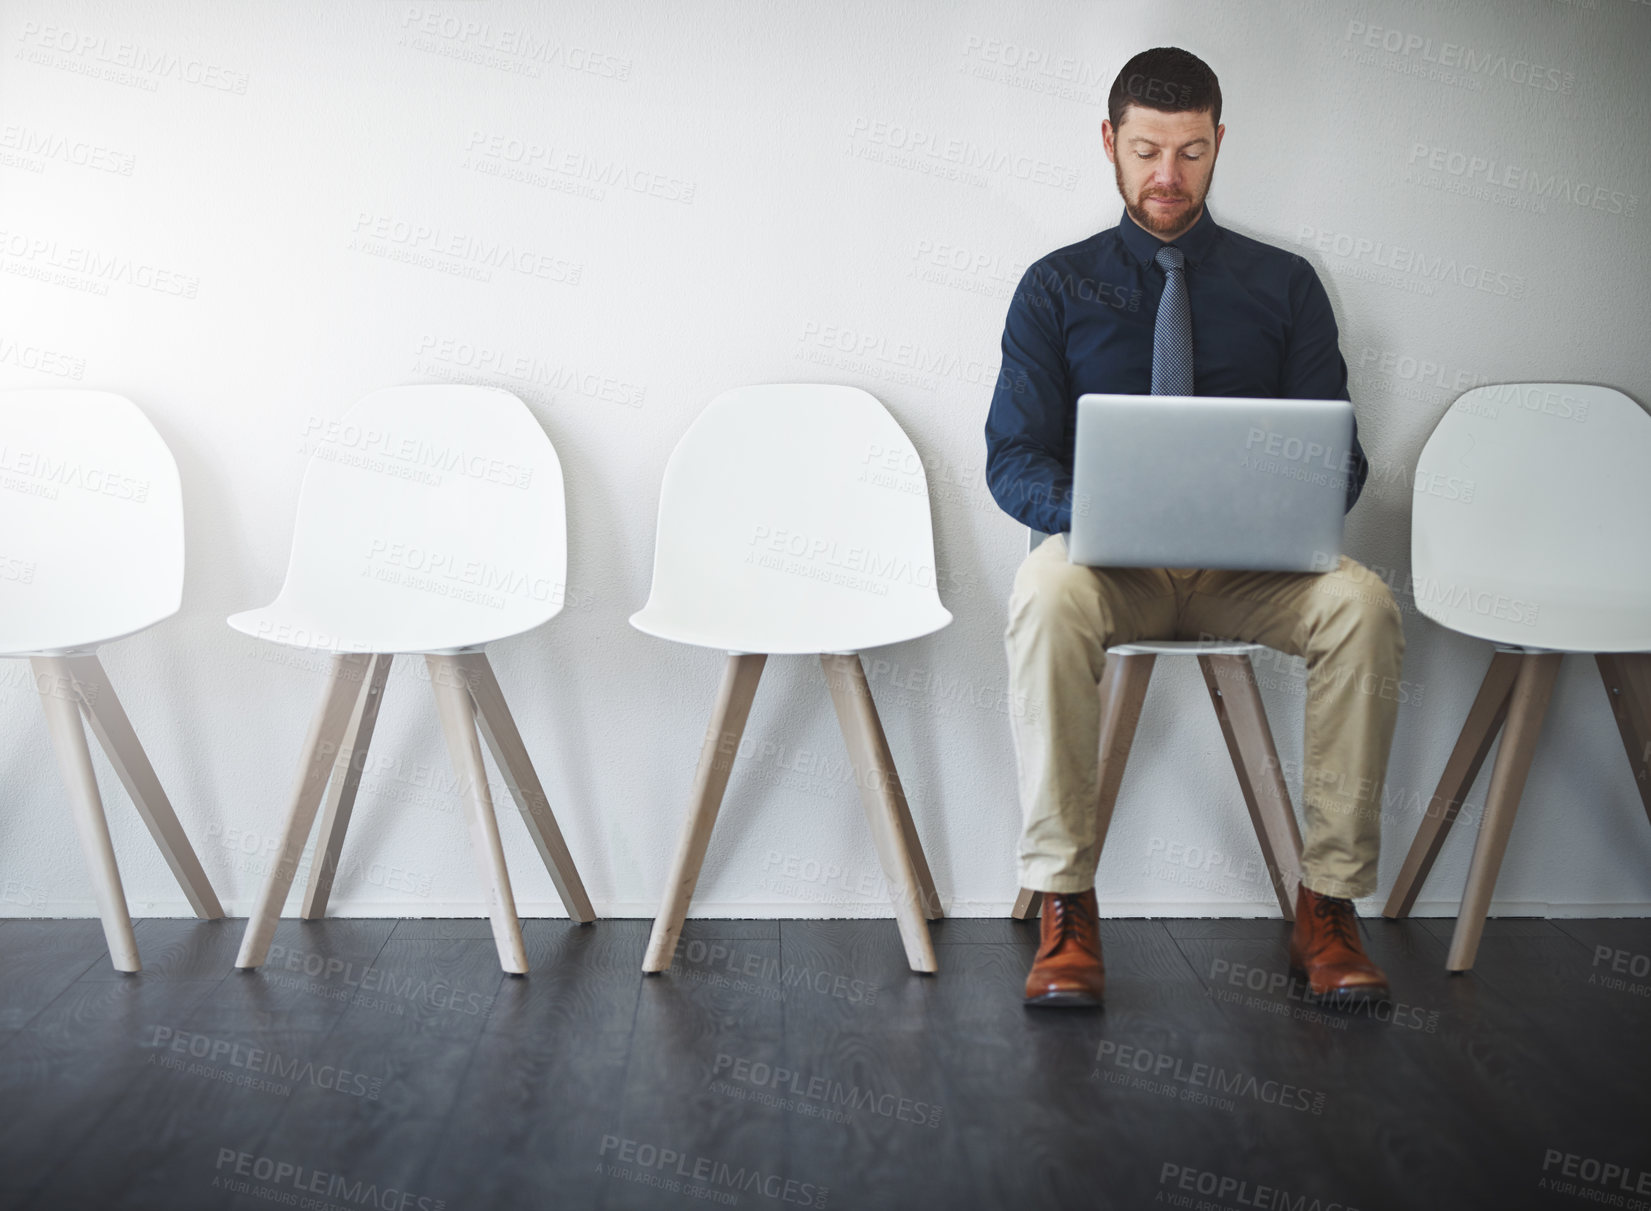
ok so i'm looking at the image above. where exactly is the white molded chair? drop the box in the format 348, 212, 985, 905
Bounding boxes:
1383, 382, 1651, 970
229, 385, 594, 975
1, 388, 223, 971
1011, 530, 1306, 923
632, 383, 952, 973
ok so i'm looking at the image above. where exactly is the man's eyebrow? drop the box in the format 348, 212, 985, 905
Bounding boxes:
1126, 135, 1211, 148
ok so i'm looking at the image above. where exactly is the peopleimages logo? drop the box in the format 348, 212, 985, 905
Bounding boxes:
0, 334, 87, 379
348, 212, 583, 284
1296, 225, 1527, 299
0, 443, 150, 502
1406, 143, 1638, 218
747, 524, 937, 593
599, 1135, 829, 1206
1408, 575, 1540, 626
1094, 1041, 1327, 1114
147, 1027, 384, 1100
397, 6, 632, 80
300, 414, 535, 489
463, 131, 694, 203
1539, 1149, 1651, 1201
846, 116, 1079, 191
0, 123, 136, 174
1357, 346, 1490, 395
798, 321, 1008, 390
1343, 20, 1576, 94
0, 228, 201, 298
671, 938, 881, 1006
213, 1148, 445, 1210
15, 21, 251, 93
1158, 1162, 1360, 1211
363, 537, 571, 607
712, 1052, 944, 1127
413, 334, 646, 409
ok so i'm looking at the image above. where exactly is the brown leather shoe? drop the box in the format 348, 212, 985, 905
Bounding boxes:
1288, 883, 1390, 1007
1024, 889, 1105, 1008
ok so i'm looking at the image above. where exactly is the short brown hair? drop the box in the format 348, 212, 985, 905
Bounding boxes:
1108, 47, 1221, 131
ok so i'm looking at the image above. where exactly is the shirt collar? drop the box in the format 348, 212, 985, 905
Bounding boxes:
1118, 201, 1219, 268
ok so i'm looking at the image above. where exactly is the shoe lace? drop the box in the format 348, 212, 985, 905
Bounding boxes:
1049, 894, 1095, 949
1311, 893, 1360, 950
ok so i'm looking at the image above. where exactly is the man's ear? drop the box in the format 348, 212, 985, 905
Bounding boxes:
1102, 118, 1117, 164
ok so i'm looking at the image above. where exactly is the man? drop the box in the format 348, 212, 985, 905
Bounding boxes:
984, 47, 1405, 1010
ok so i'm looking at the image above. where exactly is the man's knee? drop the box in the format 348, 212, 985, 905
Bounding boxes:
1010, 558, 1104, 632
1306, 561, 1406, 658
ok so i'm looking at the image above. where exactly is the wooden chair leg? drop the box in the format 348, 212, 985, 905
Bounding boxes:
1198, 653, 1305, 919
428, 654, 528, 975
1011, 652, 1155, 920
1631, 653, 1651, 776
819, 654, 942, 921
300, 653, 392, 920
32, 656, 141, 972
895, 799, 943, 921
59, 652, 224, 921
1633, 654, 1651, 712
453, 651, 596, 924
1093, 653, 1157, 846
1384, 650, 1522, 918
234, 652, 372, 970
1596, 653, 1651, 827
820, 654, 937, 973
643, 652, 767, 973
1446, 652, 1563, 972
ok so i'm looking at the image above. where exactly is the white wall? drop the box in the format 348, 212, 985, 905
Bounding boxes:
3, 0, 1648, 921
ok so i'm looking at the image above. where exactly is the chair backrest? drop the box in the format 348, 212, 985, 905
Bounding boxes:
631, 383, 952, 654
0, 389, 184, 654
259, 384, 567, 652
1411, 382, 1651, 652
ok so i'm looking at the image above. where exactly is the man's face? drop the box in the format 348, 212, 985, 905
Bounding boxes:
1102, 104, 1224, 240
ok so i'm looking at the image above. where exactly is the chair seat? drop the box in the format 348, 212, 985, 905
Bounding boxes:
1421, 586, 1651, 654
2, 628, 155, 659
227, 599, 533, 655
1107, 639, 1265, 657
628, 602, 953, 656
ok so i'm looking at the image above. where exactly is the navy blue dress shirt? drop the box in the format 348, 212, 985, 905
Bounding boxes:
984, 203, 1369, 536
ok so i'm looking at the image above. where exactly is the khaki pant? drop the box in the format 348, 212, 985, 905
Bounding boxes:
1004, 533, 1405, 900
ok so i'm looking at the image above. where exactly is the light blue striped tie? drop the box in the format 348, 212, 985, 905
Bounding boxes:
1151, 245, 1193, 395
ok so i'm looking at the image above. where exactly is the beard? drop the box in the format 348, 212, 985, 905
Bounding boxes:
1115, 158, 1210, 237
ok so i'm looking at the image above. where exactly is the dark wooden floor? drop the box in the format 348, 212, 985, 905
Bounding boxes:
1, 914, 1647, 1211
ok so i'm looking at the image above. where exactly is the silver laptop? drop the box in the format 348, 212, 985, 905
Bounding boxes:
1066, 393, 1355, 571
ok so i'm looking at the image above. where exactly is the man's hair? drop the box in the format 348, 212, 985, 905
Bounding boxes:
1107, 47, 1221, 131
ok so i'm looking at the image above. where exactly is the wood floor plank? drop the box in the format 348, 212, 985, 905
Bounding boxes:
1435, 926, 1651, 1139
924, 917, 1029, 944
1169, 921, 1535, 1209
75, 917, 246, 982
409, 921, 645, 1209
1416, 915, 1569, 941
776, 919, 936, 1036
603, 936, 790, 1211
775, 1026, 973, 1209
0, 974, 227, 1207
149, 936, 504, 1211
1161, 916, 1293, 940
929, 921, 1246, 1209
188, 918, 399, 1032
0, 917, 1645, 1211
18, 919, 398, 1209
0, 919, 110, 1039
